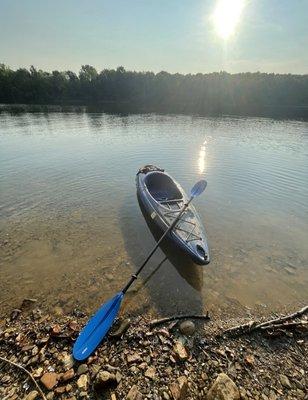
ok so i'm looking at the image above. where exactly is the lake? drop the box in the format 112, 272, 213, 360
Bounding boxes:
0, 112, 307, 319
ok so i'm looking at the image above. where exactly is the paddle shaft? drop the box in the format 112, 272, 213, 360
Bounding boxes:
122, 197, 193, 294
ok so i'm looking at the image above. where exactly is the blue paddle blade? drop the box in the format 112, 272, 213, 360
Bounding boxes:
190, 179, 207, 198
73, 292, 124, 361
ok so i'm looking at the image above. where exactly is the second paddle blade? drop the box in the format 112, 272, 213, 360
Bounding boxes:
73, 292, 124, 361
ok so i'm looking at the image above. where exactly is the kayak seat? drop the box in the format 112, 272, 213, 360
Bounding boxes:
145, 172, 183, 202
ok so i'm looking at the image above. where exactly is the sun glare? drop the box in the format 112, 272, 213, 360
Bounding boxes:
212, 0, 245, 40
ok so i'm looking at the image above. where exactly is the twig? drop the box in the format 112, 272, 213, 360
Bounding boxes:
260, 321, 308, 331
150, 312, 210, 327
254, 305, 308, 330
0, 356, 47, 400
223, 305, 308, 336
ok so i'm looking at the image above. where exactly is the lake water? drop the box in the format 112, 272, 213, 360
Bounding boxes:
0, 112, 307, 319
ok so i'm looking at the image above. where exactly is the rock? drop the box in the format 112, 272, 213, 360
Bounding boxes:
173, 341, 188, 361
66, 384, 73, 392
90, 364, 101, 377
110, 318, 131, 337
111, 394, 117, 400
95, 370, 117, 388
40, 372, 59, 390
54, 306, 64, 316
127, 353, 141, 364
206, 373, 240, 400
50, 324, 61, 336
244, 354, 255, 366
163, 392, 170, 400
32, 367, 44, 378
68, 321, 79, 331
10, 309, 21, 321
1, 374, 11, 383
24, 391, 39, 400
127, 385, 143, 400
61, 369, 75, 382
144, 366, 156, 380
179, 320, 196, 336
279, 374, 291, 389
115, 371, 122, 383
77, 374, 89, 390
21, 298, 37, 309
169, 376, 188, 400
77, 364, 88, 375
55, 386, 66, 394
61, 353, 74, 370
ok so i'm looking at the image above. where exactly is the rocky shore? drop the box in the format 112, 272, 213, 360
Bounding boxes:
0, 302, 307, 400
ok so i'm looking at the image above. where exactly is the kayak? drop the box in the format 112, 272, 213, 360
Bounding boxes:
136, 165, 210, 265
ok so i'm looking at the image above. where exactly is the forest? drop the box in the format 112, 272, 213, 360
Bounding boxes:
1, 64, 308, 118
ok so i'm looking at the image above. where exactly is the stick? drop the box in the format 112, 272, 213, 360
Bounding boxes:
260, 321, 308, 331
254, 305, 308, 330
0, 356, 47, 400
150, 312, 210, 327
223, 305, 308, 336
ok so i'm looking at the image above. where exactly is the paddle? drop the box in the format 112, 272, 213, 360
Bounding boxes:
73, 179, 207, 361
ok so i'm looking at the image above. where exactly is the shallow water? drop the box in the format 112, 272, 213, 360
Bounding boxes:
0, 112, 307, 318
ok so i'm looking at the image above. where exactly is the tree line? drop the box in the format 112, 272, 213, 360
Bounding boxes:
1, 64, 308, 118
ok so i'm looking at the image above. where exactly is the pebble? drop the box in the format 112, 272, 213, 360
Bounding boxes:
144, 366, 156, 380
61, 369, 75, 382
173, 341, 188, 361
77, 364, 88, 375
279, 374, 291, 389
40, 372, 59, 390
127, 353, 142, 363
127, 385, 143, 400
169, 376, 188, 400
24, 391, 39, 400
110, 318, 131, 337
179, 320, 196, 336
244, 354, 255, 366
95, 370, 116, 388
206, 373, 240, 400
32, 367, 44, 378
77, 374, 89, 390
61, 353, 74, 370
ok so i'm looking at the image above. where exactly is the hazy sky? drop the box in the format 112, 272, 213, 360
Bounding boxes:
1, 0, 307, 74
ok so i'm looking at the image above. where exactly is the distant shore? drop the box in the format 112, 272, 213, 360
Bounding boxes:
1, 102, 308, 121
1, 64, 308, 120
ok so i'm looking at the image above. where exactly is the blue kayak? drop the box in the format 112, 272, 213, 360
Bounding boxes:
136, 165, 210, 265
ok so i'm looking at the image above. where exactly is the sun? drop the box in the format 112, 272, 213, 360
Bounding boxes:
212, 0, 245, 40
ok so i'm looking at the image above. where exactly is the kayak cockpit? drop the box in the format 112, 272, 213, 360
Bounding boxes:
145, 172, 183, 202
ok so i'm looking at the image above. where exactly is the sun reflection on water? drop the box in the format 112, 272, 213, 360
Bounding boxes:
198, 139, 207, 174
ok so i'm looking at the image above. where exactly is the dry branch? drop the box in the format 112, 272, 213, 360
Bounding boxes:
150, 312, 210, 327
223, 305, 308, 336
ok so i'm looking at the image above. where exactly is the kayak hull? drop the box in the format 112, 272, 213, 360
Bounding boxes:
136, 165, 210, 265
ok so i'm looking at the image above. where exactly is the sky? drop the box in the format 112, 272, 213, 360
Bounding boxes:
1, 0, 307, 74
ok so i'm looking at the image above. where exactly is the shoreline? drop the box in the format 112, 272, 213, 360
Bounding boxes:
0, 302, 307, 399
